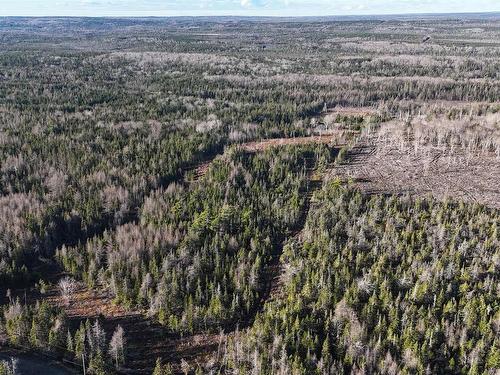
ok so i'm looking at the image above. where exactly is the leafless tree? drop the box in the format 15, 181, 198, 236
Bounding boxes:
109, 325, 126, 368
180, 359, 190, 375
58, 276, 78, 306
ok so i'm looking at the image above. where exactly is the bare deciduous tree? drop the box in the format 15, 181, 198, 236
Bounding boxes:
109, 325, 126, 368
58, 276, 78, 306
180, 359, 190, 375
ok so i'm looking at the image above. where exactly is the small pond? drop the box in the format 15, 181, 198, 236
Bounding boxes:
0, 350, 75, 375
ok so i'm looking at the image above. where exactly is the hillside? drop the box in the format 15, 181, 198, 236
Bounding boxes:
0, 15, 499, 375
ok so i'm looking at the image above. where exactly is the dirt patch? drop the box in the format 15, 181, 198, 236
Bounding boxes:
325, 107, 378, 117
241, 134, 345, 153
332, 113, 500, 208
184, 159, 213, 183
47, 286, 134, 320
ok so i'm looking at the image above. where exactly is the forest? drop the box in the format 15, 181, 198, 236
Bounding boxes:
0, 14, 499, 375
221, 183, 500, 374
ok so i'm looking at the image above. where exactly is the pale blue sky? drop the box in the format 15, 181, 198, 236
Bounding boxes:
1, 0, 500, 17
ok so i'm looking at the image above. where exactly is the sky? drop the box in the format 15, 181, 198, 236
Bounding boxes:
1, 0, 500, 17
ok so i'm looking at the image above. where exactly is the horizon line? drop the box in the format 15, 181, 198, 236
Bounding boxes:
2, 11, 500, 19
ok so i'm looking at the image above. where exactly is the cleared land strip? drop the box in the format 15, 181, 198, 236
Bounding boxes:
241, 134, 345, 153
331, 113, 500, 209
266, 169, 325, 303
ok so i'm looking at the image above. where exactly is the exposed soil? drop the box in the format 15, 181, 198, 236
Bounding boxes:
183, 160, 213, 183
241, 134, 345, 153
331, 114, 500, 209
324, 107, 378, 117
43, 286, 215, 374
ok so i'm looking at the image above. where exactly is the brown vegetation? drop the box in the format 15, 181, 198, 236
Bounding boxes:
240, 134, 345, 152
332, 110, 500, 208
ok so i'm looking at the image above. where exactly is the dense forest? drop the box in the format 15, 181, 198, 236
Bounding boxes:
0, 15, 499, 374
57, 145, 334, 332
222, 183, 500, 374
